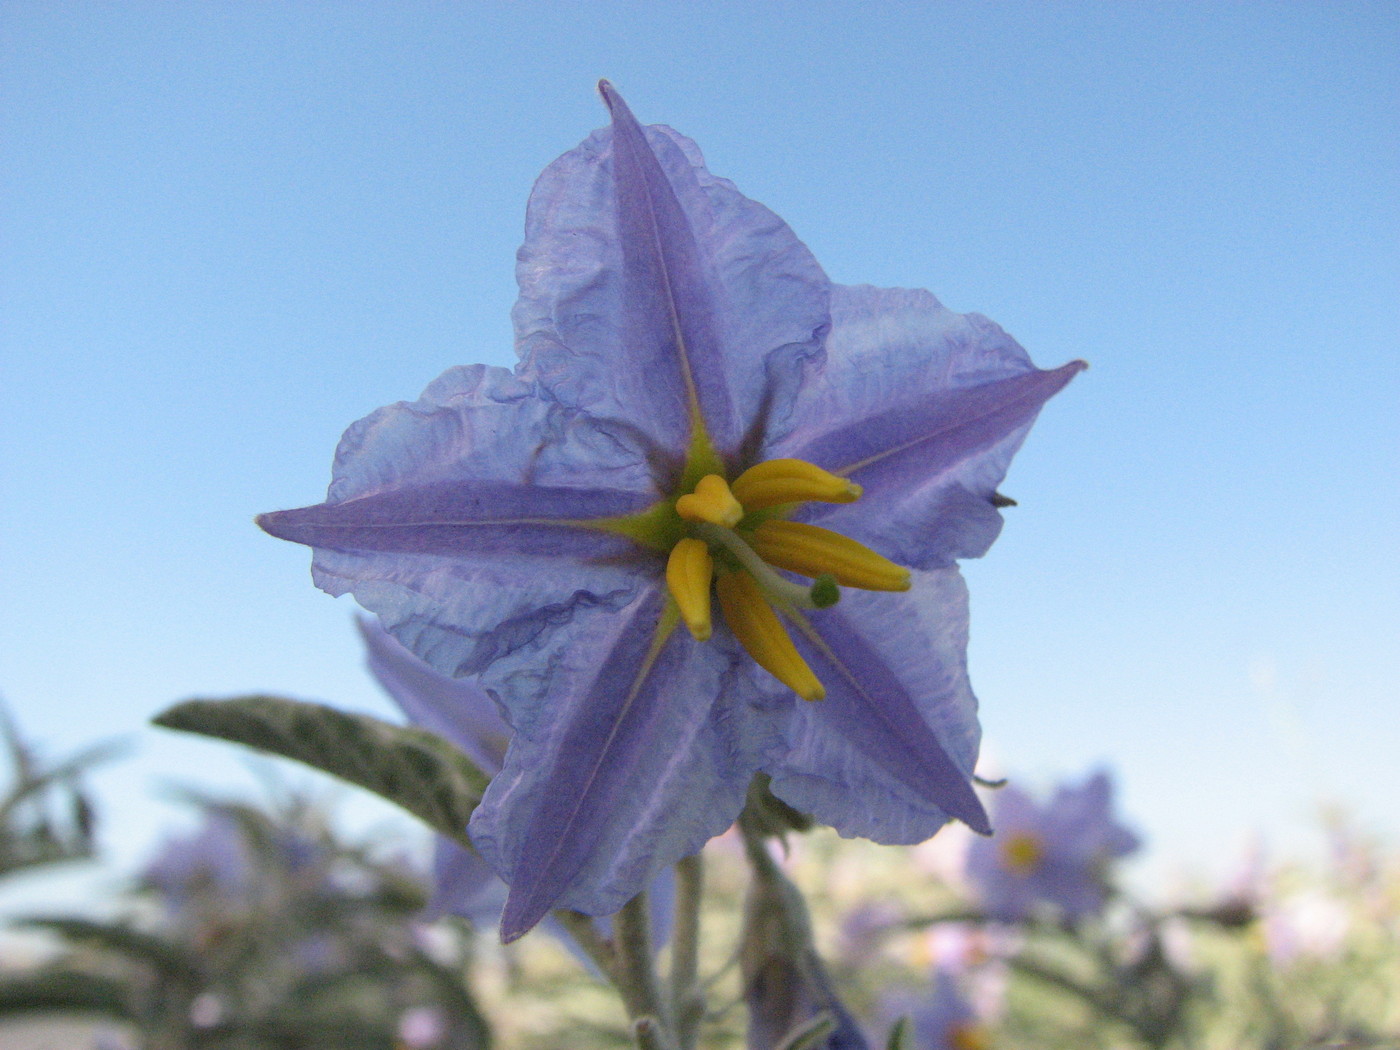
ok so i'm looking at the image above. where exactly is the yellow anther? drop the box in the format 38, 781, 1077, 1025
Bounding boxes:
730, 458, 862, 511
666, 538, 714, 641
715, 570, 824, 701
948, 1023, 992, 1050
1001, 832, 1045, 875
675, 474, 743, 527
749, 521, 910, 592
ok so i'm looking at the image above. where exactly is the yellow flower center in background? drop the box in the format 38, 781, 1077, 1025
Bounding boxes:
948, 1021, 992, 1050
664, 459, 910, 701
1001, 831, 1046, 875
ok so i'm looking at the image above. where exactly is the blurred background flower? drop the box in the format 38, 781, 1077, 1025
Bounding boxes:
964, 770, 1139, 923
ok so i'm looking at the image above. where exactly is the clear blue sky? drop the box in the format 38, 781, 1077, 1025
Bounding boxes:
3, 2, 1397, 909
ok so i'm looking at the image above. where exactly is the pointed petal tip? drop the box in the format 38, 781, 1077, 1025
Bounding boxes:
963, 792, 994, 837
499, 886, 550, 945
255, 507, 310, 544
1034, 358, 1089, 402
597, 80, 641, 129
946, 776, 993, 836
254, 509, 286, 538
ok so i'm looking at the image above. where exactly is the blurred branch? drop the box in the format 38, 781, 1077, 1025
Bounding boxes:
0, 703, 121, 879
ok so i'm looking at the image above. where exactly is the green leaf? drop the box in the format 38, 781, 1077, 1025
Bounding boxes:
775, 1012, 836, 1050
153, 696, 488, 848
885, 1015, 913, 1050
15, 917, 197, 978
0, 970, 135, 1020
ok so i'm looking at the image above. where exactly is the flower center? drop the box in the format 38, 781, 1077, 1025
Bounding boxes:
1001, 831, 1046, 875
948, 1022, 992, 1050
664, 459, 909, 701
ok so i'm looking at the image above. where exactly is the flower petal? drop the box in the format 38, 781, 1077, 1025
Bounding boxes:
770, 285, 1084, 569
259, 364, 660, 680
432, 837, 678, 965
1049, 770, 1141, 860
469, 584, 785, 941
427, 836, 505, 925
358, 616, 509, 776
514, 83, 829, 467
259, 479, 648, 559
766, 569, 990, 842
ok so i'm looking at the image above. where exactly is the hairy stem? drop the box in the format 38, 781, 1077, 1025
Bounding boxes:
554, 909, 621, 983
670, 853, 706, 1050
613, 891, 677, 1049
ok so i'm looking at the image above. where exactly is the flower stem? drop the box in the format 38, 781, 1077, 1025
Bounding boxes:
613, 891, 678, 1049
670, 853, 706, 1050
554, 909, 620, 982
737, 812, 859, 1048
632, 1016, 670, 1050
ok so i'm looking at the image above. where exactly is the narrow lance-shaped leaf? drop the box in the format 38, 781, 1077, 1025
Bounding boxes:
0, 741, 123, 824
152, 696, 489, 849
0, 971, 135, 1021
884, 1018, 912, 1050
776, 1013, 838, 1050
14, 917, 197, 977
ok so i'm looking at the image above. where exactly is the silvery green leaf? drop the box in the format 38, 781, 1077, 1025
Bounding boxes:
0, 970, 133, 1020
153, 696, 487, 848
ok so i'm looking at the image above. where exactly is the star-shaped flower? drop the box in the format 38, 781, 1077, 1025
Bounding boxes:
964, 770, 1141, 922
259, 83, 1083, 941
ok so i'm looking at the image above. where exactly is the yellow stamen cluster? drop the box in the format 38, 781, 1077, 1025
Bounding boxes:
1001, 831, 1046, 875
663, 459, 910, 701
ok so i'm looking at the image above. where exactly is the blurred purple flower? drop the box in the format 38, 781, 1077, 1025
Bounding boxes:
883, 969, 990, 1050
965, 770, 1140, 922
837, 899, 903, 965
142, 811, 253, 915
262, 83, 1082, 940
397, 1005, 447, 1048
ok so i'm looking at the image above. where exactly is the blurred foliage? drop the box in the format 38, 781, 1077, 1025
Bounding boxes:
790, 815, 1400, 1050
1, 790, 490, 1049
4, 816, 1399, 1049
2, 705, 1397, 1050
387, 815, 1400, 1050
0, 703, 113, 882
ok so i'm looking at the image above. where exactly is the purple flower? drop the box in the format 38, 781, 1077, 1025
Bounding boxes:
142, 810, 253, 914
260, 83, 1082, 941
964, 770, 1140, 922
882, 969, 990, 1050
